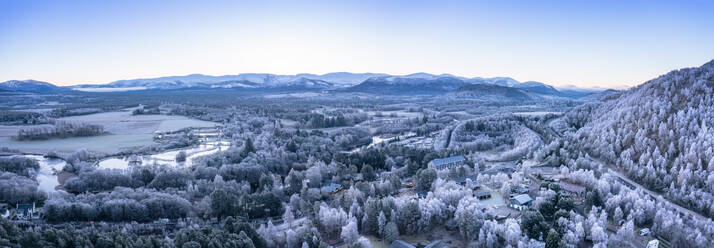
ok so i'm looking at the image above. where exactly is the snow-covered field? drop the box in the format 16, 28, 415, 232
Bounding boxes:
0, 111, 220, 153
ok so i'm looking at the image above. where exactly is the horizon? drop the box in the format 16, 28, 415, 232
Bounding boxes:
4, 71, 634, 90
2, 0, 714, 88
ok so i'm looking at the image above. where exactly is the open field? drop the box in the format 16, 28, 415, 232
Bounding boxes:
0, 111, 219, 153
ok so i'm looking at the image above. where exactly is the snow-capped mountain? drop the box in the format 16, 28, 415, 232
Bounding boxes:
74, 73, 341, 90
296, 72, 389, 85
0, 80, 69, 93
9, 72, 607, 98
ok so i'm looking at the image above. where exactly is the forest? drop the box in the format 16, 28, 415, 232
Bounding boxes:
0, 61, 714, 248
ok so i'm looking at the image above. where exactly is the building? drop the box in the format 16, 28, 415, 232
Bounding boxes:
390, 240, 416, 248
512, 184, 530, 194
474, 190, 492, 200
16, 203, 38, 219
429, 155, 466, 170
509, 194, 533, 210
559, 182, 586, 197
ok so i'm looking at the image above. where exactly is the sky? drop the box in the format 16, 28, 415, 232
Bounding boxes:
1, 0, 713, 88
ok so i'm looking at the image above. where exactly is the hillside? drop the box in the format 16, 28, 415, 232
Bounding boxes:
565, 59, 714, 217
0, 80, 69, 93
343, 76, 469, 95
451, 83, 534, 101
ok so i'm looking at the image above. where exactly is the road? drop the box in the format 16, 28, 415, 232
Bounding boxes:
589, 156, 711, 222
541, 117, 711, 222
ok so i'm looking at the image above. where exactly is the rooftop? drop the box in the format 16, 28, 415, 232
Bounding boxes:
431, 155, 466, 166
512, 194, 533, 205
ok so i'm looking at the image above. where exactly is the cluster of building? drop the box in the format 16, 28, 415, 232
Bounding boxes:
0, 203, 41, 221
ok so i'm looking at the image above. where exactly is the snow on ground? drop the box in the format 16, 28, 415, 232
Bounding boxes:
0, 111, 220, 153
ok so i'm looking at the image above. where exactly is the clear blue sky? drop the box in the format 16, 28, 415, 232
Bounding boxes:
1, 0, 713, 88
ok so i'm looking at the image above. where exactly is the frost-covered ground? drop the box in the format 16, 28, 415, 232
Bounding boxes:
0, 111, 219, 153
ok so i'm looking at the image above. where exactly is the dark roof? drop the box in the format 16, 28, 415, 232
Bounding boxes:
390, 240, 416, 248
474, 191, 491, 197
431, 156, 466, 166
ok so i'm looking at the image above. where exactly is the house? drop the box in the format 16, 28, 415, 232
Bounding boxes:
429, 156, 466, 170
509, 194, 533, 210
474, 190, 492, 200
390, 240, 416, 248
559, 182, 586, 197
646, 239, 659, 248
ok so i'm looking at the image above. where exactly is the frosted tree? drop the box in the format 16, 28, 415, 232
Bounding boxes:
377, 211, 387, 237
383, 221, 399, 243
341, 217, 359, 245
608, 220, 634, 247
455, 196, 485, 241
283, 205, 295, 228
590, 224, 608, 248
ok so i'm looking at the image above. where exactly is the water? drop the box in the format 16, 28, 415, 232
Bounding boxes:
348, 132, 416, 153
96, 136, 230, 170
2, 155, 67, 193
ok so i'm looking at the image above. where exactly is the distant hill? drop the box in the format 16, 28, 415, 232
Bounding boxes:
343, 76, 470, 95
75, 73, 391, 90
9, 72, 608, 98
451, 84, 534, 101
0, 80, 69, 93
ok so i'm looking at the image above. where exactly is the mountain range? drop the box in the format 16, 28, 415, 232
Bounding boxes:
1, 72, 608, 100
